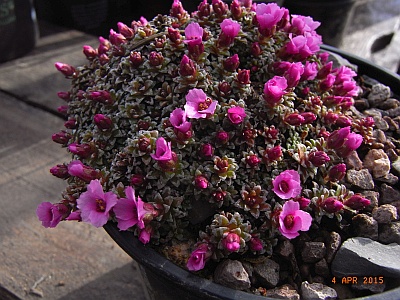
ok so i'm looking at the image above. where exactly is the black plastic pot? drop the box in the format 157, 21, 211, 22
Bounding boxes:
104, 46, 400, 300
282, 0, 365, 47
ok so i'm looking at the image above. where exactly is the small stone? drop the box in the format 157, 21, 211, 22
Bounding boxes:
344, 151, 363, 170
379, 222, 400, 244
352, 214, 378, 240
324, 231, 341, 264
392, 158, 400, 177
363, 149, 391, 178
332, 284, 355, 300
301, 242, 326, 263
367, 83, 391, 106
331, 237, 400, 278
377, 97, 399, 110
375, 173, 399, 185
253, 258, 280, 288
372, 204, 398, 224
213, 259, 251, 290
387, 106, 400, 118
380, 184, 400, 204
354, 98, 369, 111
386, 148, 398, 162
315, 258, 330, 278
373, 129, 387, 144
276, 240, 294, 258
265, 284, 300, 300
374, 116, 390, 131
346, 169, 374, 190
383, 115, 399, 132
352, 281, 386, 294
300, 281, 337, 300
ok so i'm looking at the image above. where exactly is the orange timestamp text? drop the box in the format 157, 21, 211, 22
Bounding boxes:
331, 276, 384, 285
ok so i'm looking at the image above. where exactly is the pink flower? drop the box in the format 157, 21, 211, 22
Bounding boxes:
139, 226, 152, 244
290, 15, 320, 35
113, 186, 140, 230
337, 132, 363, 157
272, 170, 302, 199
255, 3, 285, 36
263, 76, 288, 106
218, 19, 241, 47
36, 202, 68, 228
170, 108, 192, 133
76, 179, 118, 227
284, 62, 304, 88
184, 88, 217, 119
184, 22, 203, 46
327, 126, 351, 149
285, 33, 321, 60
301, 61, 318, 81
227, 106, 246, 124
68, 160, 98, 182
151, 137, 173, 161
222, 232, 241, 252
195, 175, 209, 189
279, 200, 312, 239
187, 243, 211, 271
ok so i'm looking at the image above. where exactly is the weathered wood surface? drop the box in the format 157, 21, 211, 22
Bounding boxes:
0, 26, 147, 300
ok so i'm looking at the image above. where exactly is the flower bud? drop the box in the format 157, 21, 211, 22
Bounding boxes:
87, 90, 113, 104
197, 0, 211, 17
57, 105, 68, 116
328, 163, 346, 182
294, 196, 311, 209
64, 118, 77, 129
212, 0, 228, 17
138, 137, 152, 153
179, 54, 196, 76
317, 61, 333, 79
98, 36, 111, 54
117, 22, 135, 39
251, 42, 262, 57
170, 0, 186, 20
68, 160, 98, 182
344, 195, 370, 210
222, 232, 241, 252
218, 82, 231, 96
168, 27, 181, 43
223, 54, 240, 72
57, 91, 71, 102
308, 150, 330, 167
83, 45, 98, 59
319, 74, 336, 91
246, 154, 260, 167
212, 190, 226, 202
68, 143, 93, 158
55, 62, 76, 77
109, 29, 126, 45
322, 197, 344, 213
94, 114, 112, 130
149, 51, 164, 67
99, 54, 109, 65
199, 143, 213, 158
230, 0, 242, 19
195, 175, 209, 189
249, 237, 263, 252
237, 69, 250, 85
284, 113, 305, 126
336, 115, 352, 127
52, 131, 71, 145
300, 112, 317, 124
327, 126, 350, 149
129, 51, 143, 68
131, 174, 145, 186
216, 131, 229, 144
264, 145, 282, 162
50, 164, 70, 179
324, 112, 339, 125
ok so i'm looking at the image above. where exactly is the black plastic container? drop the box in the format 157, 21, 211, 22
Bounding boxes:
103, 45, 400, 300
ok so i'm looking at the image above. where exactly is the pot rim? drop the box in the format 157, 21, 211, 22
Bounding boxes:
104, 45, 400, 300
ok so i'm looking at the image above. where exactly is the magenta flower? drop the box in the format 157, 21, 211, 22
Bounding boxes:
170, 108, 192, 133
263, 76, 288, 106
290, 15, 320, 35
285, 33, 321, 60
36, 202, 68, 228
151, 137, 173, 161
283, 62, 304, 88
255, 3, 285, 36
336, 132, 363, 157
222, 232, 241, 252
67, 160, 98, 182
279, 200, 312, 239
327, 126, 351, 149
187, 243, 211, 271
195, 175, 209, 189
227, 106, 246, 124
184, 22, 203, 45
272, 170, 302, 199
113, 186, 140, 230
139, 226, 152, 244
218, 19, 241, 47
184, 88, 217, 119
76, 179, 118, 227
301, 61, 318, 81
